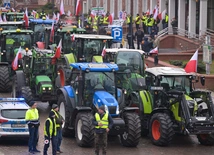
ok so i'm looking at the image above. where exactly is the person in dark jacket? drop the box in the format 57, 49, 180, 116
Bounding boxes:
126, 31, 135, 49
51, 104, 64, 154
142, 37, 153, 54
93, 105, 113, 155
171, 17, 178, 34
43, 111, 57, 155
135, 27, 144, 49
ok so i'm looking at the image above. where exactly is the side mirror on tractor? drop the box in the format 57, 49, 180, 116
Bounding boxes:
200, 76, 205, 86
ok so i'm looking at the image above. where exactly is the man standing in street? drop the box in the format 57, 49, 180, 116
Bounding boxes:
43, 111, 57, 155
93, 105, 113, 155
25, 101, 40, 154
51, 104, 64, 154
135, 27, 144, 49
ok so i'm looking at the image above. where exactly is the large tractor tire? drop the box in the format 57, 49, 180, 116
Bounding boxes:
149, 113, 174, 146
120, 112, 141, 147
0, 66, 11, 92
12, 72, 26, 98
21, 86, 33, 105
75, 112, 94, 147
57, 94, 74, 137
197, 134, 214, 145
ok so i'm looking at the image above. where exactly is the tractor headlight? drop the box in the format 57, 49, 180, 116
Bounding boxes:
18, 65, 21, 67
48, 87, 51, 90
116, 106, 119, 114
42, 87, 45, 91
1, 52, 3, 55
104, 105, 109, 113
26, 64, 28, 67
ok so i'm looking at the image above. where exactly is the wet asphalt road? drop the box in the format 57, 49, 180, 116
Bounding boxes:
0, 93, 214, 155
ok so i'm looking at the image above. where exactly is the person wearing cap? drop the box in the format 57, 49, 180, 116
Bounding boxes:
93, 105, 113, 155
25, 101, 40, 154
51, 104, 64, 154
43, 111, 57, 155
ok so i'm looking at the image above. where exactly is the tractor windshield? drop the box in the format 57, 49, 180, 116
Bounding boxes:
0, 25, 22, 30
117, 51, 143, 74
32, 57, 53, 75
85, 72, 115, 94
33, 24, 47, 42
161, 76, 190, 94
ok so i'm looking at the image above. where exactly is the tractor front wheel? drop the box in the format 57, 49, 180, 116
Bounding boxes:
150, 113, 174, 146
120, 112, 141, 147
21, 86, 33, 105
0, 66, 11, 92
75, 112, 94, 147
197, 134, 214, 145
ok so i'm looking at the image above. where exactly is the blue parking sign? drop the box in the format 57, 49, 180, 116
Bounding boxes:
111, 27, 123, 42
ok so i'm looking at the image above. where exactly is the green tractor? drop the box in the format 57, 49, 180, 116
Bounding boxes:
141, 67, 214, 146
0, 29, 34, 92
0, 21, 24, 32
57, 62, 141, 147
12, 49, 60, 105
6, 12, 34, 21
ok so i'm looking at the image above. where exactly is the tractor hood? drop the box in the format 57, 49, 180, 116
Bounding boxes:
93, 91, 119, 116
36, 75, 52, 87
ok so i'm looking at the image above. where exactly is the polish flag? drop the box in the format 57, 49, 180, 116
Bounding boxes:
71, 33, 75, 41
153, 6, 158, 19
52, 39, 62, 59
56, 13, 60, 23
3, 14, 7, 22
50, 21, 54, 43
158, 9, 166, 20
108, 13, 114, 25
185, 50, 198, 73
75, 0, 82, 16
60, 0, 65, 15
101, 46, 106, 57
153, 5, 157, 15
12, 47, 22, 70
24, 8, 29, 27
53, 12, 56, 20
149, 47, 158, 54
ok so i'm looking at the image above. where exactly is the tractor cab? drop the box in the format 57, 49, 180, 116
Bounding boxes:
0, 29, 34, 64
6, 12, 34, 21
144, 67, 214, 146
0, 21, 24, 32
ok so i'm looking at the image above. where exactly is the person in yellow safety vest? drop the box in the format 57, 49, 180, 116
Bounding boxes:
51, 104, 64, 154
25, 101, 40, 154
126, 14, 131, 29
142, 12, 147, 33
43, 111, 57, 155
93, 105, 113, 155
93, 14, 99, 33
36, 12, 39, 19
103, 14, 109, 25
99, 14, 104, 25
162, 13, 169, 29
87, 14, 92, 25
147, 14, 154, 35
40, 10, 46, 19
135, 13, 141, 30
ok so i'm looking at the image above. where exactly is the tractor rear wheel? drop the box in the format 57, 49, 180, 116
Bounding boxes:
57, 94, 74, 137
21, 86, 33, 105
75, 112, 94, 147
120, 112, 141, 147
197, 134, 214, 145
0, 66, 11, 92
149, 113, 174, 146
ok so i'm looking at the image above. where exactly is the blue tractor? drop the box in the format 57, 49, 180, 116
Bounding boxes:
57, 63, 141, 147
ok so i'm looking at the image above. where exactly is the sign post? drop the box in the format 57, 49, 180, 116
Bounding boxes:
111, 26, 123, 42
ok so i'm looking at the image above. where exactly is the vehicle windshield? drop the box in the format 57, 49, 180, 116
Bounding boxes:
34, 24, 48, 42
85, 72, 115, 94
160, 75, 190, 94
1, 109, 27, 119
117, 51, 142, 74
0, 25, 22, 30
6, 33, 32, 50
33, 57, 53, 75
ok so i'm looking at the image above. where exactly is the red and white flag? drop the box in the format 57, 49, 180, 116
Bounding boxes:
153, 6, 158, 20
71, 33, 75, 41
53, 12, 56, 20
46, 14, 49, 19
101, 46, 106, 57
12, 47, 22, 71
75, 0, 81, 16
50, 21, 54, 43
146, 9, 150, 15
149, 47, 158, 54
56, 13, 60, 23
108, 13, 114, 25
184, 50, 198, 73
67, 10, 71, 16
60, 0, 65, 15
52, 39, 62, 59
3, 14, 7, 22
24, 8, 29, 27
11, 8, 15, 12
158, 9, 166, 20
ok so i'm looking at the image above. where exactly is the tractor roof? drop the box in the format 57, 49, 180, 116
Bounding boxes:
70, 63, 118, 72
7, 12, 24, 15
145, 67, 192, 76
57, 26, 86, 33
0, 21, 23, 25
105, 48, 145, 54
29, 19, 56, 24
71, 34, 113, 40
1, 29, 34, 34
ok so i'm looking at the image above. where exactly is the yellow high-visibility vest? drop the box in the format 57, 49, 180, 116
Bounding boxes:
44, 118, 57, 137
95, 113, 109, 129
